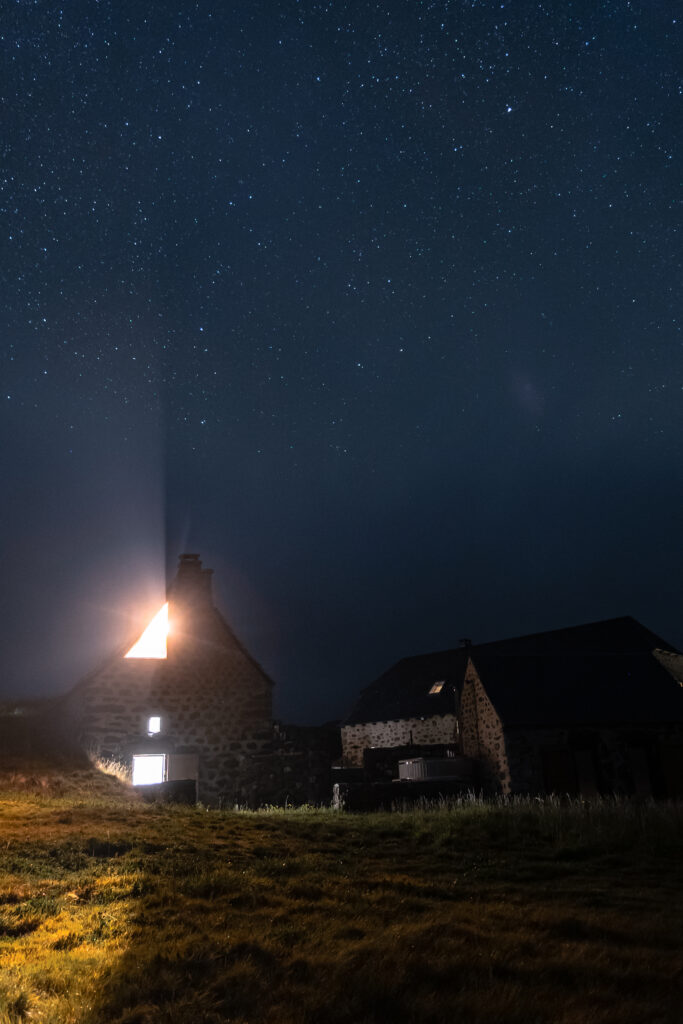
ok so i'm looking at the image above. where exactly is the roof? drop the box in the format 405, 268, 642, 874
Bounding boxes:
344, 616, 682, 728
344, 649, 468, 724
68, 554, 274, 697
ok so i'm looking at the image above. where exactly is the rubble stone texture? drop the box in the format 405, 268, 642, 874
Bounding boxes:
341, 714, 458, 768
459, 661, 510, 792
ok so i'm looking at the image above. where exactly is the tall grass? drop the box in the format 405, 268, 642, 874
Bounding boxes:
392, 790, 683, 848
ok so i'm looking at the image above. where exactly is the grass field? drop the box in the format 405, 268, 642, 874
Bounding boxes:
0, 780, 681, 1024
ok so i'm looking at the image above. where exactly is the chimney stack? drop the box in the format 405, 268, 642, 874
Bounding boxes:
168, 553, 214, 608
167, 554, 216, 655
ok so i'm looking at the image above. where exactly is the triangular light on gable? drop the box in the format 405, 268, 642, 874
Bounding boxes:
125, 603, 169, 659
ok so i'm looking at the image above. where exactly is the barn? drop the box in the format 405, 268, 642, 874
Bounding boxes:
341, 617, 683, 798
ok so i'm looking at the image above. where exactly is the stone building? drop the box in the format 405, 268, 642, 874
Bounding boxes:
342, 617, 683, 797
64, 553, 275, 805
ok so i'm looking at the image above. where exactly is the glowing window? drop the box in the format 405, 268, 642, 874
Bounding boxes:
429, 680, 445, 694
148, 716, 161, 735
132, 754, 166, 786
125, 603, 169, 659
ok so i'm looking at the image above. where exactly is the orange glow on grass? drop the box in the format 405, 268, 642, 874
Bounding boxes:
125, 603, 169, 658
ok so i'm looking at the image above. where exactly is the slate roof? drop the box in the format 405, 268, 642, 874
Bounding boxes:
344, 617, 682, 728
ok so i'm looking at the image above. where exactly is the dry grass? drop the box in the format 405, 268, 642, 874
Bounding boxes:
0, 791, 681, 1023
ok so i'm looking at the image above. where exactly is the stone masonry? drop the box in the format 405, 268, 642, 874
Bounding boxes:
459, 658, 511, 793
341, 713, 458, 768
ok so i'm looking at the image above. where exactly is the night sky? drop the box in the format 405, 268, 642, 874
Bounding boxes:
1, 1, 681, 724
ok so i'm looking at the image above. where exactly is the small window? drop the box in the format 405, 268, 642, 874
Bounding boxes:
429, 681, 445, 694
148, 715, 161, 735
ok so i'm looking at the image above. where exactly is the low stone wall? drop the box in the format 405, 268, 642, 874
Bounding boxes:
341, 714, 458, 768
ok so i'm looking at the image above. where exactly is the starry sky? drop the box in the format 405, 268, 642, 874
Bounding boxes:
1, 0, 681, 724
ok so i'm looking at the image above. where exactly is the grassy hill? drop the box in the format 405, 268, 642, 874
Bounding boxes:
0, 703, 138, 803
1, 776, 681, 1024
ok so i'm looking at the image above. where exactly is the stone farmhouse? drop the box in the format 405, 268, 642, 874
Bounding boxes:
342, 617, 683, 798
63, 553, 276, 806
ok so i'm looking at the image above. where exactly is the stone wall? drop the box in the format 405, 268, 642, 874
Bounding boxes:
459, 659, 510, 793
341, 714, 458, 768
267, 722, 342, 805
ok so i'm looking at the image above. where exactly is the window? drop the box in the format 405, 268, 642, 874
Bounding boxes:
132, 754, 166, 786
429, 681, 445, 694
147, 716, 161, 735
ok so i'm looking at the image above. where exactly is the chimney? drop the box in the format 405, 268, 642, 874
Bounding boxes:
166, 554, 216, 656
168, 553, 214, 608
165, 552, 216, 655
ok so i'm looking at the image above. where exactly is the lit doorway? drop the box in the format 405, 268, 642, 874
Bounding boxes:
132, 754, 166, 786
